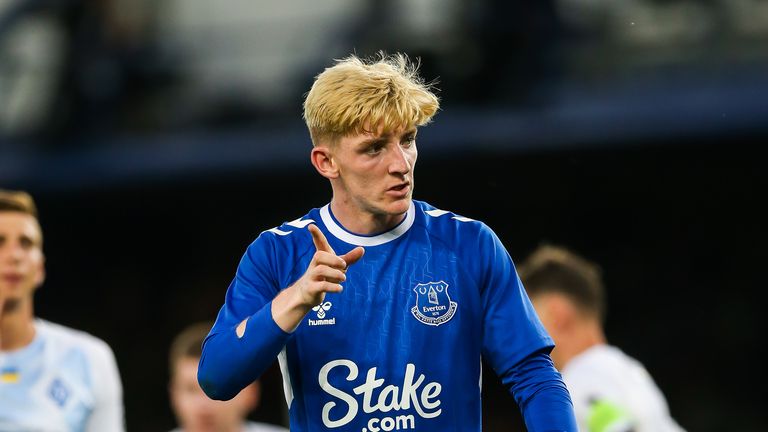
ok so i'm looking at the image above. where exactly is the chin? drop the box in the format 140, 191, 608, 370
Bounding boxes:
386, 198, 411, 215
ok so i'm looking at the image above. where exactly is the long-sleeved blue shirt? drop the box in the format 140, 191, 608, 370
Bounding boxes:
199, 200, 576, 431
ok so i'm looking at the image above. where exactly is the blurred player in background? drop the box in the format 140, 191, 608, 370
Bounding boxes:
0, 189, 124, 431
168, 322, 287, 432
197, 53, 576, 431
518, 244, 685, 432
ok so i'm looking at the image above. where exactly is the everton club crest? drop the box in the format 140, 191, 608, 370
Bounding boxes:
411, 281, 457, 326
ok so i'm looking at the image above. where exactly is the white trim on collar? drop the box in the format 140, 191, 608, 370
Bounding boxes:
319, 201, 415, 246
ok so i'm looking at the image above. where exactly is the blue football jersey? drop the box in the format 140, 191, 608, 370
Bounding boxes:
200, 200, 569, 432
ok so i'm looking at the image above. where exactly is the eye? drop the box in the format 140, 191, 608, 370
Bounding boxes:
19, 236, 34, 249
401, 135, 416, 148
365, 143, 385, 155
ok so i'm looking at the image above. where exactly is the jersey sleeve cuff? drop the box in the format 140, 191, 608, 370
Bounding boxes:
244, 300, 292, 342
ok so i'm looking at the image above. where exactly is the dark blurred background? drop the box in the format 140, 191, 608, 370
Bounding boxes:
1, 0, 767, 430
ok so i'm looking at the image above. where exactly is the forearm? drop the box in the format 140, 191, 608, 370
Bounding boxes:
198, 301, 291, 400
198, 224, 360, 400
271, 283, 314, 332
504, 351, 577, 432
521, 381, 576, 432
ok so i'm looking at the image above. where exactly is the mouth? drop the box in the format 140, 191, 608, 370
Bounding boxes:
2, 274, 24, 285
387, 182, 411, 197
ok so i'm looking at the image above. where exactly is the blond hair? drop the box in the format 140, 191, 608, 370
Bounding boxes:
303, 52, 439, 145
0, 189, 38, 217
0, 189, 43, 245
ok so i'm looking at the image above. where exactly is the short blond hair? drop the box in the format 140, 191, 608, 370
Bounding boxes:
0, 189, 38, 217
303, 52, 439, 145
0, 189, 43, 244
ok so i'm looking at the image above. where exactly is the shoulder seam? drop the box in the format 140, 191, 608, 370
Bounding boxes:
424, 208, 476, 223
264, 217, 317, 237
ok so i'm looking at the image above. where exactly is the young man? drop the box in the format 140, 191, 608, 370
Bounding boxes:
198, 53, 576, 431
518, 244, 685, 432
0, 189, 125, 431
169, 322, 287, 432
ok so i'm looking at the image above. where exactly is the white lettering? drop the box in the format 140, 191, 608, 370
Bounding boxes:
396, 415, 416, 429
355, 367, 385, 413
381, 417, 396, 431
367, 418, 380, 432
319, 360, 359, 427
398, 363, 423, 411
420, 382, 441, 412
377, 385, 401, 412
400, 364, 441, 418
319, 361, 442, 429
364, 415, 415, 432
309, 317, 336, 326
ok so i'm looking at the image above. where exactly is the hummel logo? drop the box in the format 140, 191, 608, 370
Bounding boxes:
313, 301, 332, 318
309, 301, 336, 326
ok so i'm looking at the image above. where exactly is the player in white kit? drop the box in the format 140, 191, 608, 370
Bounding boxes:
0, 189, 125, 432
518, 244, 685, 432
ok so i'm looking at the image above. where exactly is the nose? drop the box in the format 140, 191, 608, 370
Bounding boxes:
0, 242, 23, 263
388, 144, 412, 176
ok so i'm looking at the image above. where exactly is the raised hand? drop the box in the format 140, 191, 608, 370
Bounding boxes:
296, 224, 364, 306
268, 224, 364, 333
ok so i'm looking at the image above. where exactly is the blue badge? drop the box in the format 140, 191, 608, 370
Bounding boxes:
49, 378, 70, 407
411, 281, 457, 326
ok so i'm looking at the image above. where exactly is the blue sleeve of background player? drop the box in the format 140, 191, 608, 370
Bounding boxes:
197, 232, 293, 401
477, 225, 577, 431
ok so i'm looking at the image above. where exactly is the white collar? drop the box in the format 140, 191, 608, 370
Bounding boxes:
319, 201, 415, 246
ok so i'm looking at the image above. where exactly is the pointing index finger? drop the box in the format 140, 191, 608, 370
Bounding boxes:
308, 224, 335, 255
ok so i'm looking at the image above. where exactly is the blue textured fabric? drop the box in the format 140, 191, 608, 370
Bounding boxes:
198, 200, 576, 431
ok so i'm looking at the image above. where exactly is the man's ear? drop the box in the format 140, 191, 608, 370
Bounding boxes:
311, 146, 339, 179
548, 294, 577, 332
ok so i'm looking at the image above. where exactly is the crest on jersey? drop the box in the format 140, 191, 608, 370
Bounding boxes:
411, 281, 457, 326
49, 378, 70, 407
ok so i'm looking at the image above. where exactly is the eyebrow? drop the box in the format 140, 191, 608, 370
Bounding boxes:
0, 233, 38, 244
359, 136, 387, 147
358, 129, 418, 146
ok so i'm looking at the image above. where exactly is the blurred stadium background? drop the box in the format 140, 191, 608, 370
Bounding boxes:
2, 0, 767, 430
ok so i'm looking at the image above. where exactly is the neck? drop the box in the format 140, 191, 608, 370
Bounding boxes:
329, 199, 407, 235
0, 297, 36, 351
554, 320, 606, 370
